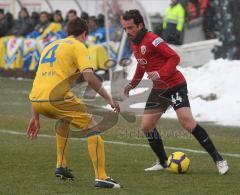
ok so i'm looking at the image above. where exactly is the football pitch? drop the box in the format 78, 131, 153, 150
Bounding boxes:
0, 77, 240, 195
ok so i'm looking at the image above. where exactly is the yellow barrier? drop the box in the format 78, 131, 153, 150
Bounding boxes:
0, 36, 113, 72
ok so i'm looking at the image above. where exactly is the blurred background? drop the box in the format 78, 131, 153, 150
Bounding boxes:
0, 0, 239, 75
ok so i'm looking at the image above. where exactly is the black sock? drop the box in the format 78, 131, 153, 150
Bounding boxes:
192, 124, 223, 162
145, 128, 168, 167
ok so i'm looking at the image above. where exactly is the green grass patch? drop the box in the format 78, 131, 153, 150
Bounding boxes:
0, 77, 240, 194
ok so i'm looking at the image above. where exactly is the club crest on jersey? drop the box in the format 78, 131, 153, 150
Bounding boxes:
152, 37, 163, 47
140, 45, 147, 54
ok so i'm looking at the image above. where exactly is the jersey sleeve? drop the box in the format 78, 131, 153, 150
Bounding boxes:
151, 36, 180, 78
129, 63, 145, 88
75, 43, 95, 72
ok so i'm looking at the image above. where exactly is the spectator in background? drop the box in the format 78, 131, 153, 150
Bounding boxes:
53, 10, 64, 26
31, 11, 40, 28
81, 11, 89, 22
12, 7, 34, 37
35, 11, 51, 35
63, 9, 77, 32
33, 11, 61, 38
0, 9, 4, 21
162, 0, 185, 45
4, 12, 14, 36
0, 10, 14, 36
97, 14, 105, 28
88, 16, 99, 43
203, 0, 217, 40
66, 9, 77, 22
189, 0, 200, 17
0, 9, 8, 37
88, 15, 106, 44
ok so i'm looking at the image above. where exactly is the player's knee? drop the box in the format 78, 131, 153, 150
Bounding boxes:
87, 135, 103, 145
93, 135, 103, 143
141, 122, 155, 133
179, 117, 196, 132
55, 119, 70, 138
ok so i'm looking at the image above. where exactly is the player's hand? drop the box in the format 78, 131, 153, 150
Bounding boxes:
147, 71, 160, 81
108, 99, 120, 113
124, 84, 133, 97
27, 117, 40, 139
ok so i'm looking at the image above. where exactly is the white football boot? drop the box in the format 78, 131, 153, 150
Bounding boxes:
216, 160, 229, 175
144, 160, 166, 171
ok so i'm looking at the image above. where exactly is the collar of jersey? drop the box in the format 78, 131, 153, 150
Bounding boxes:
131, 28, 148, 45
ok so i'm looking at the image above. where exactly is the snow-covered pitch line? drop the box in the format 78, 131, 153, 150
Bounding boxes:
1, 129, 240, 158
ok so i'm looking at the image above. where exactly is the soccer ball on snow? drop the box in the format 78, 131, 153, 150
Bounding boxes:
167, 151, 190, 174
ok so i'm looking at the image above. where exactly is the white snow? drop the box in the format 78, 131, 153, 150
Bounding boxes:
103, 59, 240, 127
163, 59, 240, 127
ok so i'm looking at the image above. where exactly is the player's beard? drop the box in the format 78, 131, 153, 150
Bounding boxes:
130, 28, 148, 45
127, 33, 135, 41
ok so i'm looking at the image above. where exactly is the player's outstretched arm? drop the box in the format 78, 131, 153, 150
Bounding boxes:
124, 84, 133, 97
124, 64, 145, 97
82, 68, 120, 113
27, 106, 40, 139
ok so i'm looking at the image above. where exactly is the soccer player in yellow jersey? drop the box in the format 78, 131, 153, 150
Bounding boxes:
27, 17, 121, 188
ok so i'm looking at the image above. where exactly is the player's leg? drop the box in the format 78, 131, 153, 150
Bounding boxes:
54, 117, 75, 180
48, 97, 120, 187
31, 102, 74, 180
48, 99, 88, 180
85, 117, 107, 180
176, 107, 229, 174
54, 119, 74, 180
142, 110, 168, 170
55, 114, 118, 185
176, 107, 223, 162
55, 119, 69, 169
86, 117, 120, 188
171, 84, 229, 174
142, 89, 170, 171
61, 98, 121, 188
55, 101, 108, 181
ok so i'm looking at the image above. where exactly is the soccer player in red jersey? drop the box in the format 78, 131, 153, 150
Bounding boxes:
121, 9, 229, 175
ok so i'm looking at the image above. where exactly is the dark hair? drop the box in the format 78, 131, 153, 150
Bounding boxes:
122, 9, 145, 27
97, 14, 105, 27
68, 9, 77, 16
21, 7, 29, 14
54, 10, 62, 15
89, 16, 98, 24
53, 10, 63, 22
67, 17, 88, 36
0, 9, 4, 14
31, 11, 39, 21
81, 11, 89, 21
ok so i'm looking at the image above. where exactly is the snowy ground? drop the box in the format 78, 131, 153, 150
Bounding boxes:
103, 59, 240, 127
164, 59, 240, 127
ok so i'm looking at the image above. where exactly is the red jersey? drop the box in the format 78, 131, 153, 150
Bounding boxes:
130, 31, 186, 89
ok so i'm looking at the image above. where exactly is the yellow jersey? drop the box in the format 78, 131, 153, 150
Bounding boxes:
40, 22, 62, 38
29, 36, 94, 102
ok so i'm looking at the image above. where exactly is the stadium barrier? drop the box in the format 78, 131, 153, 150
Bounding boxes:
172, 39, 219, 67
0, 33, 119, 78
